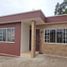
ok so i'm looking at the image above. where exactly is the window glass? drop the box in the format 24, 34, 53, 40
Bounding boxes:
45, 29, 67, 44
7, 28, 15, 42
64, 29, 67, 43
45, 30, 50, 42
57, 29, 62, 43
3, 29, 6, 41
50, 30, 55, 42
0, 29, 3, 41
0, 27, 15, 43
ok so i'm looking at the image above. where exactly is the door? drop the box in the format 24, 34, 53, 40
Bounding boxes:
36, 29, 40, 51
29, 29, 40, 51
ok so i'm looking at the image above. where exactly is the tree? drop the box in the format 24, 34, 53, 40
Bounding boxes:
54, 0, 67, 15
64, 0, 67, 2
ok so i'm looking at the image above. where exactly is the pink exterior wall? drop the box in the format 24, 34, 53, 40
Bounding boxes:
0, 22, 21, 56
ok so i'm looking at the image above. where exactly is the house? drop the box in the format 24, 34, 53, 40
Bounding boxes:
0, 10, 67, 57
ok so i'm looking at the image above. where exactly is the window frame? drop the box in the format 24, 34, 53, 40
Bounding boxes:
44, 28, 67, 45
0, 27, 15, 43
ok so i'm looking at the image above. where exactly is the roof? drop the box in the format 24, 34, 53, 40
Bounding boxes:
0, 10, 45, 24
0, 10, 67, 24
46, 15, 67, 23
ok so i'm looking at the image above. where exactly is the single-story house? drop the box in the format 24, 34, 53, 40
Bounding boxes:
0, 10, 67, 57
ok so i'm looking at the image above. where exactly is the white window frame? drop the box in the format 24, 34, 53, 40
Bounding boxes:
44, 28, 67, 45
0, 27, 15, 43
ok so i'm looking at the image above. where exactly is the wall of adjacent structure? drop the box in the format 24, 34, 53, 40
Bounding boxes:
40, 23, 67, 56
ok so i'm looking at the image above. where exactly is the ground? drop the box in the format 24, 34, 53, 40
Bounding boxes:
0, 54, 67, 67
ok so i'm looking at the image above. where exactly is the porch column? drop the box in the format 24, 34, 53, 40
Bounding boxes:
31, 20, 36, 58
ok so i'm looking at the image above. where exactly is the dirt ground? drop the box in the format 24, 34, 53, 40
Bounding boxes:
0, 54, 67, 67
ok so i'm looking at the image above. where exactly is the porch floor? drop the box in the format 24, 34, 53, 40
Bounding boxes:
21, 51, 39, 57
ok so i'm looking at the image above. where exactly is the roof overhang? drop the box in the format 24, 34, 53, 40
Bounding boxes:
37, 21, 67, 29
0, 10, 45, 25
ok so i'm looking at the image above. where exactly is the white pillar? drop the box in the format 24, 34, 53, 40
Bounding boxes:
31, 21, 36, 57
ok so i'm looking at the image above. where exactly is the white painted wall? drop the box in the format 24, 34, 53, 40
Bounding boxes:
21, 22, 30, 53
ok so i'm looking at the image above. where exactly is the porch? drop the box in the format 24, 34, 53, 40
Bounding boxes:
20, 21, 41, 57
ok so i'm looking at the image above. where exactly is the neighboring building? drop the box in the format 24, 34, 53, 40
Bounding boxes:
0, 10, 67, 57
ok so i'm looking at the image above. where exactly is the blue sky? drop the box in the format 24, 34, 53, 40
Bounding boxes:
0, 0, 63, 17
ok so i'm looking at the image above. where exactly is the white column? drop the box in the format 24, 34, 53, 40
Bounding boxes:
31, 21, 36, 57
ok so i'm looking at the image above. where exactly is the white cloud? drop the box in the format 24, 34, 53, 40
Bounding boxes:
0, 0, 63, 16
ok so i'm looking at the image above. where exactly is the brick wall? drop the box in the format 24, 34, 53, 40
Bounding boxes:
40, 23, 67, 56
0, 22, 21, 56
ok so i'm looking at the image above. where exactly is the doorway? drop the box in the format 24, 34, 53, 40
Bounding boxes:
21, 23, 40, 57
29, 27, 40, 52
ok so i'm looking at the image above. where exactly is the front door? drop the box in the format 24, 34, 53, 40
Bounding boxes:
36, 29, 40, 51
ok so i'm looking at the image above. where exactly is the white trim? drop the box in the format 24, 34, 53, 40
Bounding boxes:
0, 41, 15, 43
44, 42, 67, 45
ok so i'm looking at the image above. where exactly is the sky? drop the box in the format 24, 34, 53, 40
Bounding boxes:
0, 0, 63, 17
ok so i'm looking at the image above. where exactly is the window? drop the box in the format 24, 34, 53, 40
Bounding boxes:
57, 29, 62, 43
3, 29, 6, 41
0, 27, 15, 43
50, 30, 55, 42
45, 29, 67, 43
64, 29, 67, 43
7, 28, 15, 42
45, 30, 50, 42
0, 29, 3, 41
